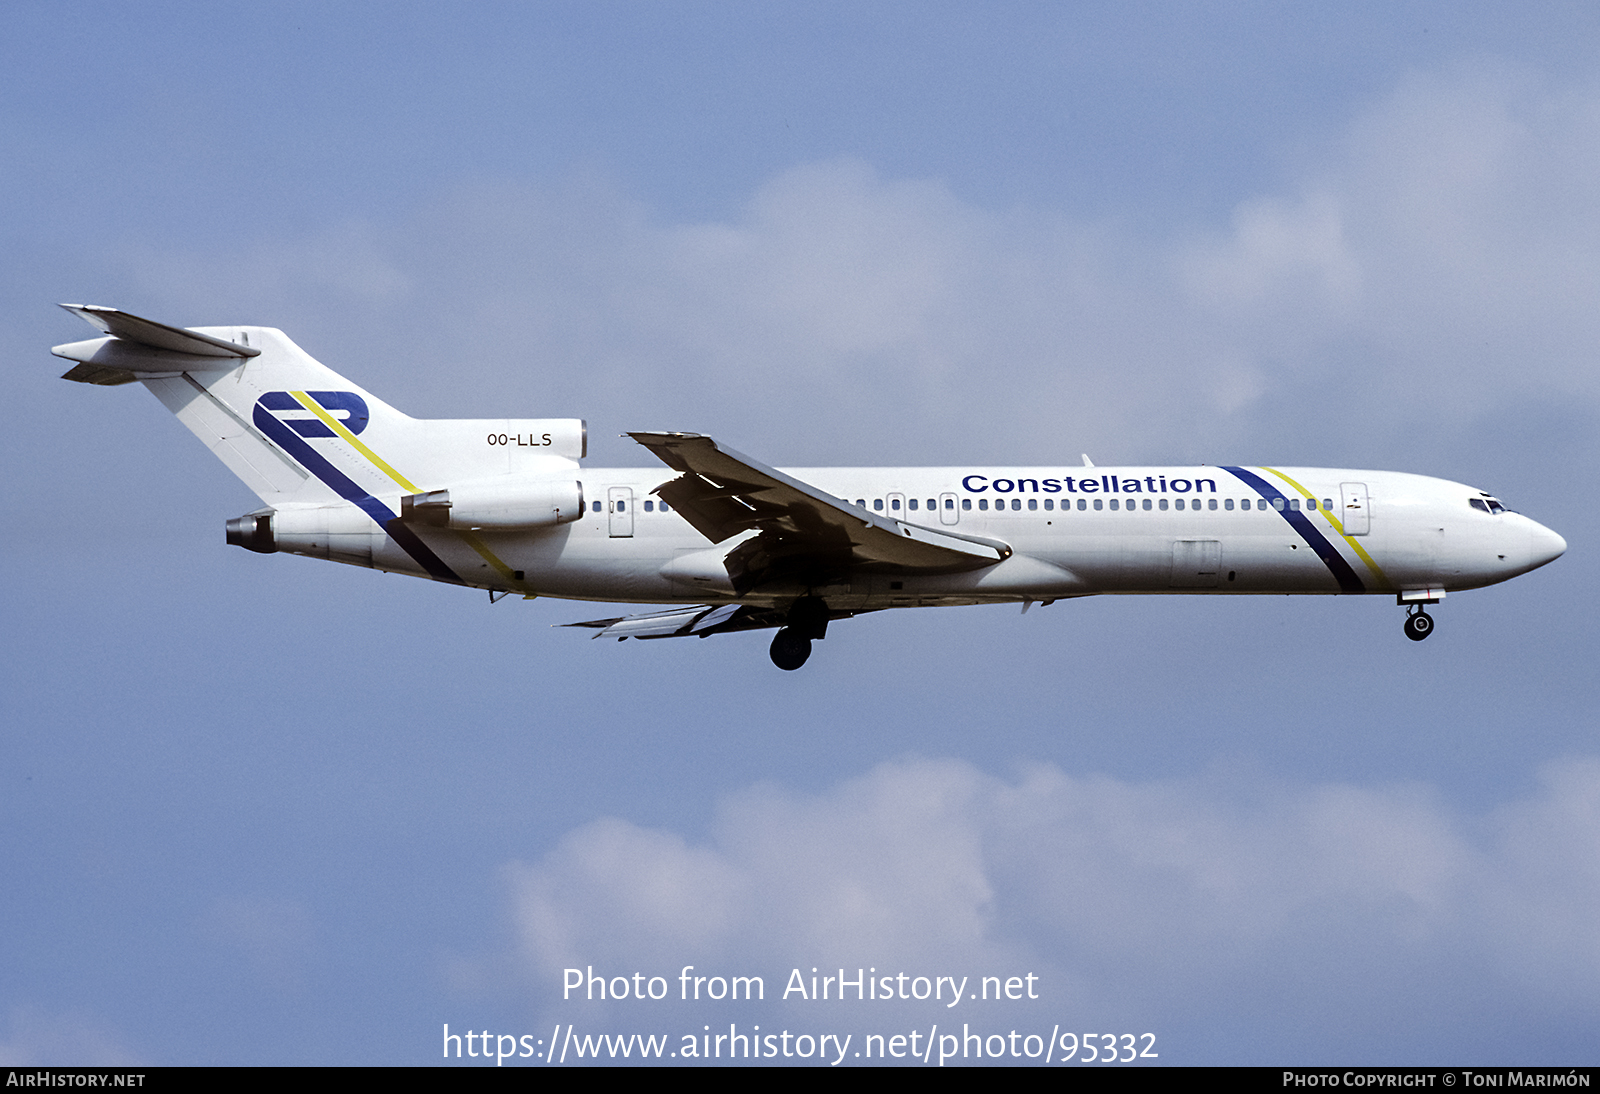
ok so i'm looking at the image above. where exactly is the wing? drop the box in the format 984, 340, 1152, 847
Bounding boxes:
628, 432, 1010, 594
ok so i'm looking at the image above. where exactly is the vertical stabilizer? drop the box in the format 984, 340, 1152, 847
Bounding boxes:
55, 306, 588, 588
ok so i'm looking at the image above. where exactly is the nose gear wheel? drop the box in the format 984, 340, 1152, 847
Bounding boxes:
1403, 606, 1434, 641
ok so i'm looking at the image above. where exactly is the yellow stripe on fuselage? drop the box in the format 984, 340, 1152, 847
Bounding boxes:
288, 390, 527, 588
1260, 466, 1390, 590
457, 530, 523, 585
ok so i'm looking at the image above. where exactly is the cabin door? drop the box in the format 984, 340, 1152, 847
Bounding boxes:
608, 487, 635, 538
1339, 482, 1370, 535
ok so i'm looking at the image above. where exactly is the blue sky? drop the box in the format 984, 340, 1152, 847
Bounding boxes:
3, 1, 1598, 1066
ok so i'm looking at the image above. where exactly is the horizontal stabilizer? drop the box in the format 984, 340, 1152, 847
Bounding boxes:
55, 303, 259, 367
54, 305, 262, 384
57, 304, 260, 358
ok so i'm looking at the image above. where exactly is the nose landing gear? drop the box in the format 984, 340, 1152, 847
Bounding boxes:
1403, 606, 1434, 641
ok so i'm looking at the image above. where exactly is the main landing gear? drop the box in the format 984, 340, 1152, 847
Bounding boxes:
770, 628, 812, 670
769, 596, 830, 670
1403, 606, 1435, 641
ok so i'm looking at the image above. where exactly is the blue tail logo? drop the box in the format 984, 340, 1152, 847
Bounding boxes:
250, 390, 462, 585
256, 391, 369, 438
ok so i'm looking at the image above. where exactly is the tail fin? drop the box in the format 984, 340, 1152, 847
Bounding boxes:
53, 305, 587, 509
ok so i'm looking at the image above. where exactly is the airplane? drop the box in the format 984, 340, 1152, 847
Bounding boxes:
52, 304, 1567, 670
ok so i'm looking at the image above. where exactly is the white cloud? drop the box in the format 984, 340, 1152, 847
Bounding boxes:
510, 759, 1006, 977
115, 67, 1600, 474
1178, 190, 1361, 316
1183, 68, 1600, 416
506, 755, 1600, 1036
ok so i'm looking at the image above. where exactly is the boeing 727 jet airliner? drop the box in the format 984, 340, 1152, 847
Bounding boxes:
53, 305, 1567, 669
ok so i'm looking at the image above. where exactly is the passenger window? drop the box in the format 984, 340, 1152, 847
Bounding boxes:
1323, 499, 1333, 511
1208, 498, 1217, 510
1305, 498, 1317, 510
617, 500, 626, 511
1175, 498, 1185, 511
891, 498, 901, 510
962, 498, 972, 510
1093, 499, 1103, 510
856, 499, 866, 507
1011, 498, 1021, 510
1288, 499, 1299, 511
591, 500, 601, 513
1109, 498, 1119, 510
1077, 499, 1087, 511
1044, 498, 1054, 510
1273, 498, 1286, 511
1159, 498, 1168, 511
1225, 498, 1234, 510
928, 499, 937, 510
660, 501, 671, 512
874, 499, 884, 511
979, 498, 989, 510
1143, 498, 1152, 510
644, 500, 654, 512
908, 498, 918, 510
1028, 498, 1038, 511
945, 498, 954, 509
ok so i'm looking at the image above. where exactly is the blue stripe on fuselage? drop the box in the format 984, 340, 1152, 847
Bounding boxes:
251, 403, 462, 584
1222, 466, 1364, 594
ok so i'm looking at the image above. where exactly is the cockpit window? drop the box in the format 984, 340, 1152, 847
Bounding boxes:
1471, 495, 1509, 514
1469, 498, 1490, 513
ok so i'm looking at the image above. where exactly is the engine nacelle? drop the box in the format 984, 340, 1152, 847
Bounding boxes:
226, 510, 277, 554
226, 506, 378, 564
400, 477, 584, 530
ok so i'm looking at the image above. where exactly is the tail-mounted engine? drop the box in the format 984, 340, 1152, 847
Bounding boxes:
226, 506, 379, 563
226, 478, 584, 566
225, 510, 276, 554
399, 477, 584, 530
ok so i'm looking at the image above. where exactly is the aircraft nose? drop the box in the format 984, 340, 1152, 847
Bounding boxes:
1527, 521, 1567, 571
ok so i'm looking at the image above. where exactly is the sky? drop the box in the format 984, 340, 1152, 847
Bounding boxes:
3, 0, 1599, 1067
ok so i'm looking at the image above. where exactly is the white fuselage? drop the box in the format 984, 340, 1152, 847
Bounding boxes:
371, 464, 1565, 609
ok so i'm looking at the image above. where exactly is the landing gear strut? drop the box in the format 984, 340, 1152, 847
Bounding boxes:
1403, 606, 1434, 641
